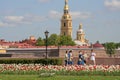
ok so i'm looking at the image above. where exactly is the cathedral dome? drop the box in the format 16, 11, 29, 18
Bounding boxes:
77, 29, 83, 33
77, 24, 84, 33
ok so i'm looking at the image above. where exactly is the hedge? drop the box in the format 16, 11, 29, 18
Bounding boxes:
0, 58, 63, 65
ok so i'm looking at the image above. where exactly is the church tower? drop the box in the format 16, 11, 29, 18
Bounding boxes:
77, 24, 85, 43
74, 23, 89, 46
60, 0, 72, 38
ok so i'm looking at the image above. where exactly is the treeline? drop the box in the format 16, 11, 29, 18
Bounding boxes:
36, 34, 75, 46
102, 42, 120, 57
103, 42, 120, 49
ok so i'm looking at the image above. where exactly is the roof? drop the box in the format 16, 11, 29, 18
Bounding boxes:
93, 42, 104, 48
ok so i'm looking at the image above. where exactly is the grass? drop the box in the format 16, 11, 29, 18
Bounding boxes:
0, 75, 120, 80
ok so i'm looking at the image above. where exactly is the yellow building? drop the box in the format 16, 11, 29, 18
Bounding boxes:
60, 0, 89, 46
75, 24, 89, 46
77, 24, 85, 43
60, 0, 72, 38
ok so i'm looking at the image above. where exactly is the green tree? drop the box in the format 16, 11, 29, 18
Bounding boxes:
104, 42, 116, 57
36, 34, 76, 46
59, 35, 75, 46
36, 37, 44, 46
115, 42, 120, 49
48, 34, 59, 46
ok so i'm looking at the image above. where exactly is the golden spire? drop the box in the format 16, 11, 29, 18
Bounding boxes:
64, 0, 69, 10
65, 0, 68, 5
79, 23, 82, 29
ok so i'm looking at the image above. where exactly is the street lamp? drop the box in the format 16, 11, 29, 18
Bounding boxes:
44, 30, 49, 59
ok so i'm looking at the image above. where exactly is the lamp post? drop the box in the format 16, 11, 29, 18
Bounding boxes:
44, 30, 49, 59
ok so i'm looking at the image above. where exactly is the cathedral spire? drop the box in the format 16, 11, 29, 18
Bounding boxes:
60, 0, 72, 38
64, 0, 69, 14
65, 0, 68, 5
79, 24, 82, 29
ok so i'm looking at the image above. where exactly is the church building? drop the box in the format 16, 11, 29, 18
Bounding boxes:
60, 0, 89, 46
60, 0, 72, 38
74, 24, 89, 46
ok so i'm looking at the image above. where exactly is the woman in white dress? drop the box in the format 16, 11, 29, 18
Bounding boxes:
90, 49, 96, 65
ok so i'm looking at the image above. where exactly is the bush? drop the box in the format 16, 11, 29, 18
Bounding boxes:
0, 58, 63, 65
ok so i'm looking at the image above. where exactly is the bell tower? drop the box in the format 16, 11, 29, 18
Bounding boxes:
60, 0, 72, 38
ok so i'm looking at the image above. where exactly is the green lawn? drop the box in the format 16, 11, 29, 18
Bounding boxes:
0, 75, 120, 80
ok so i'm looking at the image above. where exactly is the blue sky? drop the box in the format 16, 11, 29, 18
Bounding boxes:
0, 0, 120, 43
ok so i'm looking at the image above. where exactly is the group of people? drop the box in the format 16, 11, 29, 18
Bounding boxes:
65, 50, 73, 65
64, 49, 96, 66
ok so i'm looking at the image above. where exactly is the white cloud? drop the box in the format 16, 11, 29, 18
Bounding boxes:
0, 15, 47, 27
70, 12, 92, 19
48, 10, 61, 19
4, 16, 24, 23
0, 22, 8, 26
0, 16, 25, 27
48, 10, 92, 19
104, 0, 120, 10
49, 10, 92, 19
0, 11, 92, 27
0, 22, 15, 27
24, 14, 47, 22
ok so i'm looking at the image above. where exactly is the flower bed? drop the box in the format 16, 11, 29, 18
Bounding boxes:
0, 64, 120, 76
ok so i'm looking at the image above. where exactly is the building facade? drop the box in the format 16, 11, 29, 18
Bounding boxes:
60, 0, 89, 46
74, 24, 89, 46
60, 0, 72, 38
77, 24, 85, 43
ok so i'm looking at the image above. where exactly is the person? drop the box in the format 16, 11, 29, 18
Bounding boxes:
64, 50, 68, 66
77, 50, 84, 65
67, 50, 73, 65
82, 51, 88, 65
90, 49, 96, 65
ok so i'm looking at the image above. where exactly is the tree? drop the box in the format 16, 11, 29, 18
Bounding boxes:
104, 42, 116, 57
115, 42, 120, 49
36, 34, 76, 46
36, 37, 44, 46
48, 34, 59, 46
59, 35, 75, 46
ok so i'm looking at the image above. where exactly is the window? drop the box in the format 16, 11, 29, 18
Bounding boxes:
64, 23, 66, 27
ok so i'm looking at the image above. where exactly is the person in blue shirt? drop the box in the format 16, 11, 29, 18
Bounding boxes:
67, 50, 73, 65
77, 50, 84, 65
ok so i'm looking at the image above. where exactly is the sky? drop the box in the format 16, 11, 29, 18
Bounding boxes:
0, 0, 120, 43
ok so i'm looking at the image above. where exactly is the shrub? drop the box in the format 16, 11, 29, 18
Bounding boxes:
0, 58, 63, 65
